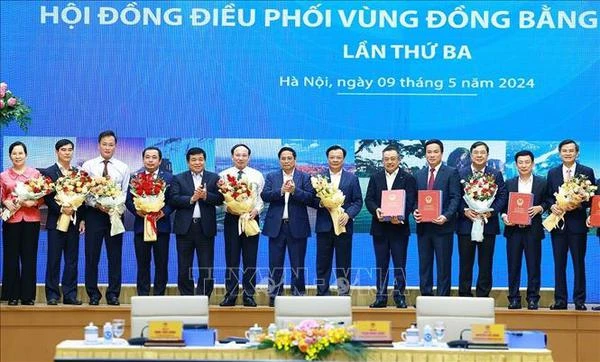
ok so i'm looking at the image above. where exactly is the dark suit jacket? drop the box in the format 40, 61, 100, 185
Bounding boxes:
546, 164, 596, 234
456, 167, 507, 235
314, 169, 363, 234
365, 169, 416, 237
125, 170, 174, 234
261, 169, 314, 239
41, 164, 85, 230
169, 170, 223, 237
414, 164, 461, 235
502, 175, 548, 240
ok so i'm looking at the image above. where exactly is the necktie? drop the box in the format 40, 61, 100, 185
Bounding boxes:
427, 168, 435, 190
102, 160, 109, 177
566, 168, 572, 181
237, 170, 243, 180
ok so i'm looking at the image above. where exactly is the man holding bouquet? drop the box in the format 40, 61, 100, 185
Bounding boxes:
546, 139, 595, 310
314, 145, 363, 297
219, 144, 265, 307
42, 139, 85, 305
125, 147, 173, 296
261, 147, 315, 306
81, 130, 130, 306
170, 148, 223, 297
365, 145, 416, 308
457, 141, 507, 298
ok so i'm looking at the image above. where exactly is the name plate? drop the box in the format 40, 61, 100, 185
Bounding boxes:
353, 321, 392, 342
471, 324, 506, 344
148, 321, 183, 341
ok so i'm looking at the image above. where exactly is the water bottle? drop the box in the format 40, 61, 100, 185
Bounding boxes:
423, 324, 433, 347
103, 322, 113, 344
267, 323, 277, 338
84, 322, 98, 345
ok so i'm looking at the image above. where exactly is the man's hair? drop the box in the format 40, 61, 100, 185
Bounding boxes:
558, 139, 579, 152
55, 139, 74, 151
382, 144, 400, 156
278, 146, 296, 159
424, 139, 444, 153
142, 146, 162, 160
470, 141, 489, 153
230, 143, 251, 156
514, 150, 534, 162
186, 147, 206, 161
326, 145, 347, 158
98, 130, 117, 144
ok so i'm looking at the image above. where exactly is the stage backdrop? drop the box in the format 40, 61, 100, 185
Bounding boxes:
1, 1, 599, 302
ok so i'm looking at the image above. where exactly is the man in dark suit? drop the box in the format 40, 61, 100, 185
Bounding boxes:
42, 139, 85, 305
261, 147, 315, 306
587, 179, 600, 311
125, 147, 173, 296
501, 150, 548, 310
413, 140, 460, 297
315, 145, 363, 297
365, 145, 416, 308
170, 148, 223, 297
456, 141, 507, 298
546, 139, 595, 311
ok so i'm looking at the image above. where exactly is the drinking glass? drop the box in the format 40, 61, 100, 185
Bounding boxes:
112, 319, 125, 339
434, 321, 446, 345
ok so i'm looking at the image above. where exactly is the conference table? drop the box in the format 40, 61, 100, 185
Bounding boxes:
55, 340, 554, 362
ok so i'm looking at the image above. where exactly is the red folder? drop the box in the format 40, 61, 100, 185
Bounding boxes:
418, 190, 442, 222
381, 190, 406, 221
590, 195, 600, 227
507, 192, 533, 225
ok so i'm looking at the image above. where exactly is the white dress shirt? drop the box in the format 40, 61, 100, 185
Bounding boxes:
191, 171, 203, 218
329, 169, 342, 189
518, 175, 533, 194
562, 163, 576, 182
385, 168, 399, 191
219, 166, 265, 213
282, 170, 294, 219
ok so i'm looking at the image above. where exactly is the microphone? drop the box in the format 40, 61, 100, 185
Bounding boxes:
447, 328, 471, 348
127, 325, 148, 345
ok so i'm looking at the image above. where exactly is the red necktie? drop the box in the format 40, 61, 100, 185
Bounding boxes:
427, 168, 435, 190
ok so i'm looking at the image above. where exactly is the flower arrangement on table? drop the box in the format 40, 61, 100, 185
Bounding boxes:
255, 320, 364, 361
217, 174, 260, 236
543, 174, 597, 232
54, 170, 93, 232
311, 174, 347, 236
1, 175, 54, 221
461, 172, 498, 241
0, 81, 31, 130
129, 173, 167, 241
89, 176, 126, 236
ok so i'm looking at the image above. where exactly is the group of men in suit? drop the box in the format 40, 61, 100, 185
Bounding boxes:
40, 132, 598, 310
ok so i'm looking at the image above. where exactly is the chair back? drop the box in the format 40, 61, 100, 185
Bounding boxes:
274, 296, 352, 329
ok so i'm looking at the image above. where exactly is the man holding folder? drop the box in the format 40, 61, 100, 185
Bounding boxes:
501, 150, 547, 310
365, 145, 416, 308
413, 140, 461, 297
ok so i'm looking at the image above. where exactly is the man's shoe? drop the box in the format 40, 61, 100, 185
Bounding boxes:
243, 296, 257, 307
369, 299, 388, 308
107, 297, 120, 306
508, 300, 522, 309
395, 299, 408, 309
592, 306, 600, 311
63, 298, 83, 305
549, 302, 567, 310
575, 303, 587, 311
219, 297, 237, 307
269, 298, 275, 308
527, 301, 539, 310
8, 299, 18, 306
21, 300, 35, 305
89, 299, 100, 306
47, 299, 58, 305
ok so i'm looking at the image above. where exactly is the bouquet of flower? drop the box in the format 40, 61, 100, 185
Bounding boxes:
217, 174, 260, 236
543, 174, 597, 232
89, 176, 126, 236
0, 82, 31, 131
1, 175, 54, 221
311, 175, 347, 236
53, 170, 93, 232
256, 319, 364, 361
461, 173, 498, 242
129, 173, 167, 241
